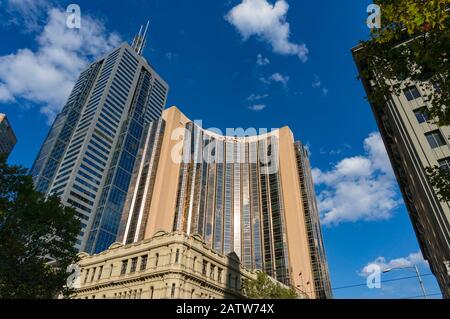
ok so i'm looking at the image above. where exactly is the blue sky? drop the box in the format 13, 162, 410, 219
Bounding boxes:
0, 0, 442, 298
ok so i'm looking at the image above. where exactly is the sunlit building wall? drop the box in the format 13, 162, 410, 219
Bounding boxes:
118, 106, 332, 299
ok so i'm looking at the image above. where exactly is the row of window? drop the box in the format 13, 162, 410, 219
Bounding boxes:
404, 86, 448, 151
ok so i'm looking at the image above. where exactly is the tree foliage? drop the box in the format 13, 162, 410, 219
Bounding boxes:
242, 272, 299, 299
426, 166, 450, 201
0, 154, 81, 299
356, 0, 450, 200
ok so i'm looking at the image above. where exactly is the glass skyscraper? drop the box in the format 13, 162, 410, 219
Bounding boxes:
0, 113, 17, 158
118, 106, 333, 299
31, 27, 169, 253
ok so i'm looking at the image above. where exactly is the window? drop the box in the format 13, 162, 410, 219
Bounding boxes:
192, 257, 197, 272
90, 267, 96, 282
130, 257, 138, 273
150, 287, 154, 299
438, 158, 450, 172
155, 253, 159, 267
97, 266, 103, 281
426, 131, 446, 149
109, 264, 114, 277
171, 284, 176, 298
140, 255, 148, 271
202, 261, 208, 276
120, 260, 128, 275
83, 269, 89, 284
175, 249, 180, 264
404, 86, 421, 101
210, 265, 215, 280
218, 268, 223, 283
414, 108, 429, 124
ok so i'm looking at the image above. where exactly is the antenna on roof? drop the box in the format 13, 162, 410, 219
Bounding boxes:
131, 21, 150, 56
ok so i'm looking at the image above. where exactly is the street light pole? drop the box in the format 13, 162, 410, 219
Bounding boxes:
414, 265, 428, 299
383, 266, 428, 299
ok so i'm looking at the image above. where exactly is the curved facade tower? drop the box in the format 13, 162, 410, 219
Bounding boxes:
118, 106, 332, 298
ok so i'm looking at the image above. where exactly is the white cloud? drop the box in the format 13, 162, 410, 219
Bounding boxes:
312, 74, 328, 96
312, 75, 321, 88
260, 72, 290, 86
248, 104, 266, 111
312, 132, 402, 226
256, 53, 270, 66
247, 93, 268, 101
165, 52, 177, 62
0, 8, 121, 123
226, 0, 308, 62
360, 251, 428, 277
2, 0, 52, 32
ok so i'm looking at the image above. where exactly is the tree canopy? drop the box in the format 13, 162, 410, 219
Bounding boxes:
0, 154, 81, 299
242, 272, 300, 299
357, 0, 450, 201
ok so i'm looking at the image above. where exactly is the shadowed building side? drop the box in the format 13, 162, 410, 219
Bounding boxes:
352, 44, 450, 298
0, 113, 17, 158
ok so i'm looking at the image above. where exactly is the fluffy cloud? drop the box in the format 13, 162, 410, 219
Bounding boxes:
248, 104, 267, 111
312, 74, 328, 96
360, 251, 428, 277
2, 0, 52, 31
226, 0, 308, 62
260, 72, 290, 86
313, 132, 402, 226
312, 75, 321, 88
247, 93, 268, 101
0, 7, 121, 122
256, 53, 270, 66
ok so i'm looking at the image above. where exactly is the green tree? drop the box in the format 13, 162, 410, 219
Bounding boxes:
0, 154, 81, 299
426, 166, 450, 201
242, 272, 299, 299
356, 0, 450, 201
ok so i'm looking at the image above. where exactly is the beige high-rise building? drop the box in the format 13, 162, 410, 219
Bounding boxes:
352, 46, 450, 298
115, 106, 332, 299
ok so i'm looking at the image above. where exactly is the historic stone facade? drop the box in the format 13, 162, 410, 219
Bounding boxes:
72, 231, 258, 299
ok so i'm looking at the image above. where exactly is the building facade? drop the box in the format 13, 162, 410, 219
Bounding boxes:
0, 113, 17, 158
73, 231, 258, 299
352, 46, 450, 298
117, 106, 332, 299
30, 29, 169, 253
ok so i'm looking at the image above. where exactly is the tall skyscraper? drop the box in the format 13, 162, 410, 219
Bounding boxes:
352, 46, 450, 298
118, 106, 332, 299
31, 26, 169, 253
0, 113, 17, 158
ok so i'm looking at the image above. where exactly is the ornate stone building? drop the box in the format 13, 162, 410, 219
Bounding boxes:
73, 231, 258, 299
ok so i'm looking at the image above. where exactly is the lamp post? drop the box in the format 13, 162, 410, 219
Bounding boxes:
382, 266, 428, 299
